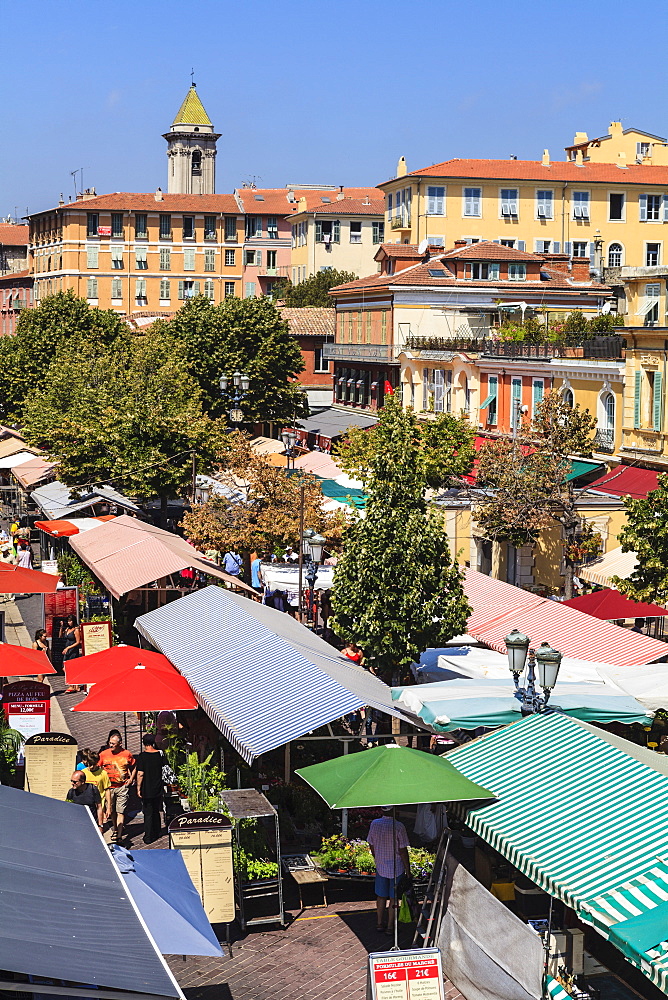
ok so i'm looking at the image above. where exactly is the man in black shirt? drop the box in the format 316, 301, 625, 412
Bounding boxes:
135, 734, 165, 844
66, 772, 103, 832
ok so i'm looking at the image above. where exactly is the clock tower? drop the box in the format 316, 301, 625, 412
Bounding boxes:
164, 84, 220, 194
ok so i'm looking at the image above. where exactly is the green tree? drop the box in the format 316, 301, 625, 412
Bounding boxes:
22, 329, 224, 522
0, 291, 129, 418
274, 269, 358, 307
613, 474, 668, 603
330, 395, 470, 683
335, 408, 475, 489
160, 295, 307, 421
471, 391, 598, 598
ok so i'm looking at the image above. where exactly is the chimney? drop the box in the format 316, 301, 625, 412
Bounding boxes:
609, 121, 623, 136
542, 149, 550, 167
573, 131, 588, 144
570, 258, 591, 281
336, 190, 345, 201
540, 253, 569, 274
454, 239, 468, 247
427, 245, 443, 257
58, 193, 64, 206
396, 155, 407, 177
575, 149, 584, 166
154, 187, 163, 201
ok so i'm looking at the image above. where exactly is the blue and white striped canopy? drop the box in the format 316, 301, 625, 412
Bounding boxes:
135, 586, 418, 762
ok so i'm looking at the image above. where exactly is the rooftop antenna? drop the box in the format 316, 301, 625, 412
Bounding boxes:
191, 68, 195, 86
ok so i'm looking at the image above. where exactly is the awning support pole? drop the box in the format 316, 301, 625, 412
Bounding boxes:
341, 741, 349, 837
284, 741, 291, 784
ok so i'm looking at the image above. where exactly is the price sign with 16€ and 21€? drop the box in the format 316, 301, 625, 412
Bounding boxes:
367, 949, 445, 1000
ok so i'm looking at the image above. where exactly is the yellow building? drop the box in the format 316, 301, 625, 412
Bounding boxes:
550, 357, 625, 459
565, 122, 668, 167
289, 189, 384, 283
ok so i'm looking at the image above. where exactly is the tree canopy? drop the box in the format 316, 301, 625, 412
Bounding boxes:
330, 395, 470, 683
157, 295, 308, 422
275, 269, 358, 307
613, 474, 668, 603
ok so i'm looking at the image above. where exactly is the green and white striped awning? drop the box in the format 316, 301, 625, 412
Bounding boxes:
448, 714, 668, 995
545, 976, 570, 1000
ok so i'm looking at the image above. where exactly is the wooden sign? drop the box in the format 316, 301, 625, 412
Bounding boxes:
368, 949, 446, 1000
24, 731, 78, 800
169, 811, 235, 924
80, 620, 112, 656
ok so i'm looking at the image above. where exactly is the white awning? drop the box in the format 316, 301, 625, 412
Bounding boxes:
579, 546, 639, 587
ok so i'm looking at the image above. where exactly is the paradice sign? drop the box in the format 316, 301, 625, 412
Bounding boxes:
169, 811, 235, 924
24, 731, 78, 800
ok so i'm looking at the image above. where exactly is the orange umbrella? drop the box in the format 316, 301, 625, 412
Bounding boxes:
72, 664, 197, 712
0, 565, 60, 592
65, 644, 176, 685
0, 644, 55, 676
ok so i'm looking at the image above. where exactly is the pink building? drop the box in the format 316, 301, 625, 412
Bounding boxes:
0, 270, 33, 336
235, 188, 298, 298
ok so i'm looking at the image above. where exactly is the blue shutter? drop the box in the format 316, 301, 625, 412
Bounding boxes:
564, 241, 572, 256
653, 371, 663, 431
589, 242, 596, 264
553, 241, 561, 252
640, 193, 648, 221
664, 195, 668, 222
518, 240, 526, 252
634, 371, 642, 428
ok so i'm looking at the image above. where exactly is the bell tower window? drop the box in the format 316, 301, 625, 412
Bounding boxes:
192, 151, 202, 175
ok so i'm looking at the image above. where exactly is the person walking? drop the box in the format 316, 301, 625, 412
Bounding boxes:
62, 615, 82, 693
17, 541, 33, 569
80, 749, 112, 827
66, 772, 103, 832
99, 733, 136, 844
135, 734, 165, 844
222, 549, 242, 577
32, 628, 50, 684
367, 807, 411, 934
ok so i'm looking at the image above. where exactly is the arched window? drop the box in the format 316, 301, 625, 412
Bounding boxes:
602, 391, 615, 429
191, 150, 202, 174
562, 386, 574, 408
608, 243, 623, 267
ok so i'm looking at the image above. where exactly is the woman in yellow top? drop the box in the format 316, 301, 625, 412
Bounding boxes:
80, 749, 112, 823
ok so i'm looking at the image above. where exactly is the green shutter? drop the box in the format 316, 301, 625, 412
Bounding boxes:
315, 221, 322, 243
194, 281, 200, 294
333, 220, 340, 243
653, 371, 663, 431
178, 280, 184, 300
634, 371, 642, 428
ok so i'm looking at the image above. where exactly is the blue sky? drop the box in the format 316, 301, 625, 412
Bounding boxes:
2, 0, 666, 218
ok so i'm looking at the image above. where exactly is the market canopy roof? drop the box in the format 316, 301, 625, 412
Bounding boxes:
563, 458, 605, 482
35, 516, 115, 537
587, 464, 660, 499
597, 662, 668, 712
463, 568, 668, 666
69, 514, 256, 599
12, 457, 58, 488
135, 585, 423, 762
392, 676, 650, 731
578, 545, 639, 588
562, 588, 668, 620
294, 406, 378, 440
30, 481, 141, 520
0, 784, 182, 999
448, 713, 668, 996
0, 451, 40, 469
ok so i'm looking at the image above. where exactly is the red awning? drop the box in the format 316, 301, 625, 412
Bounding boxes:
587, 465, 660, 499
35, 517, 114, 537
0, 565, 60, 592
562, 589, 668, 620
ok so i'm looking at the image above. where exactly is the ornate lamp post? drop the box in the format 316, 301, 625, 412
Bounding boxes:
219, 371, 250, 425
281, 429, 298, 470
302, 529, 326, 628
505, 629, 563, 715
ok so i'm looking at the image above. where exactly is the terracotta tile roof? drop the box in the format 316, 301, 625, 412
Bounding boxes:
443, 241, 542, 261
0, 224, 29, 246
0, 269, 31, 282
377, 157, 668, 186
236, 188, 302, 215
279, 307, 335, 337
310, 197, 384, 216
296, 188, 381, 211
38, 192, 240, 215
171, 85, 212, 127
376, 244, 419, 257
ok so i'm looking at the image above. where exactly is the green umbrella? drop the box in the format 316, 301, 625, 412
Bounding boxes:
295, 743, 495, 808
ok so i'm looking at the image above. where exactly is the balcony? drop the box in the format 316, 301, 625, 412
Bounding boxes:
323, 343, 394, 362
404, 335, 626, 361
159, 231, 173, 241
12, 299, 26, 310
621, 265, 668, 279
391, 212, 411, 230
593, 428, 615, 452
260, 265, 290, 278
621, 426, 664, 456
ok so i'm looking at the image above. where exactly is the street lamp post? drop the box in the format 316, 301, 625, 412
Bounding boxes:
281, 429, 298, 470
302, 529, 326, 629
505, 629, 563, 715
219, 371, 250, 426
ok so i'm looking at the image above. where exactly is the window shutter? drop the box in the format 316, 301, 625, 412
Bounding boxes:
256, 249, 262, 268
422, 369, 429, 411
564, 241, 571, 256
534, 239, 542, 252
333, 220, 340, 243
533, 380, 544, 413
634, 370, 642, 428
589, 242, 596, 264
315, 221, 322, 243
178, 280, 184, 300
664, 196, 668, 222
553, 241, 560, 253
518, 240, 526, 252
193, 281, 200, 294
86, 246, 98, 268
640, 193, 648, 221
654, 372, 663, 431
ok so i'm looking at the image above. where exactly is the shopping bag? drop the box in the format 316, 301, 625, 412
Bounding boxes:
398, 893, 412, 923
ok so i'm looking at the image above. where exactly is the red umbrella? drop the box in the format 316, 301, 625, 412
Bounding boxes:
562, 589, 668, 620
72, 664, 197, 712
0, 565, 60, 593
0, 644, 55, 676
65, 644, 177, 685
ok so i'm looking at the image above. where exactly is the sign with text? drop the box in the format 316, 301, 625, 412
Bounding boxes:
3, 680, 50, 747
368, 949, 445, 1000
97, 226, 112, 236
80, 620, 112, 656
23, 731, 78, 799
43, 586, 79, 672
169, 811, 235, 924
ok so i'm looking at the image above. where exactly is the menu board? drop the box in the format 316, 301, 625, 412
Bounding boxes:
80, 621, 112, 656
24, 732, 78, 799
43, 586, 79, 672
3, 680, 51, 747
169, 811, 235, 924
368, 949, 446, 1000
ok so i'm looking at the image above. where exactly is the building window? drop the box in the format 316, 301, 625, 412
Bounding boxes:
87, 213, 99, 237
111, 246, 124, 269
266, 249, 277, 271
224, 281, 235, 297
298, 221, 307, 246
135, 278, 147, 301
348, 313, 353, 343
508, 263, 526, 280
135, 246, 148, 270
204, 215, 217, 240
315, 220, 340, 244
314, 347, 329, 373
159, 214, 172, 239
646, 243, 661, 266
204, 249, 215, 271
160, 248, 171, 270
111, 277, 123, 299
500, 239, 515, 248
191, 150, 202, 175
86, 277, 98, 299
244, 248, 260, 266
225, 216, 237, 241
372, 220, 385, 244
183, 216, 195, 240
463, 187, 481, 217
637, 142, 651, 159
350, 221, 362, 243
160, 278, 170, 301
427, 186, 445, 215
535, 240, 552, 254
643, 283, 661, 325
572, 191, 590, 219
244, 282, 256, 297
225, 249, 235, 266
572, 241, 588, 258
486, 376, 498, 425
532, 378, 544, 417
607, 243, 623, 267
562, 386, 574, 408
609, 192, 625, 221
183, 248, 196, 270
464, 262, 499, 280
500, 188, 518, 217
86, 245, 98, 269
267, 216, 278, 239
639, 193, 662, 222
204, 279, 215, 300
366, 311, 372, 343
245, 216, 262, 239
536, 190, 553, 219
381, 311, 387, 345
178, 280, 199, 299
111, 213, 124, 238
135, 214, 148, 239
